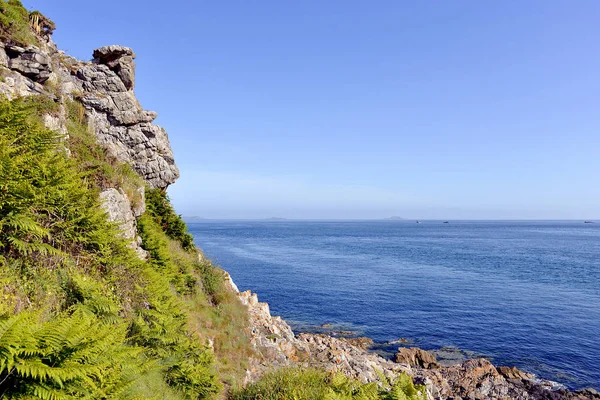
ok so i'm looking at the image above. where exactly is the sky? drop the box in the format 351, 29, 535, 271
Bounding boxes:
27, 1, 600, 219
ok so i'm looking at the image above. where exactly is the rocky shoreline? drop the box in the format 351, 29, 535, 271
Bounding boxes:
226, 274, 598, 400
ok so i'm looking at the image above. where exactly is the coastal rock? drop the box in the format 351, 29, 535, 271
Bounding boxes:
238, 289, 410, 385
427, 358, 508, 398
498, 365, 536, 381
343, 337, 374, 351
239, 290, 298, 382
296, 333, 410, 383
395, 347, 440, 369
573, 389, 600, 399
233, 281, 597, 399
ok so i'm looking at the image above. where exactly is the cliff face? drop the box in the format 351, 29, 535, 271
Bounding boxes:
0, 40, 179, 190
0, 34, 180, 257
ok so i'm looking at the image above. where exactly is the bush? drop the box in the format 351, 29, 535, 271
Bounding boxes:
0, 309, 149, 399
145, 188, 195, 251
230, 367, 427, 400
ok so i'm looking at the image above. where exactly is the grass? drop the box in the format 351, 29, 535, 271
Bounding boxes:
0, 0, 54, 46
138, 194, 253, 392
229, 368, 428, 400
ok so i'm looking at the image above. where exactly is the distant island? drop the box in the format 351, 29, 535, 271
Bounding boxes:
385, 216, 405, 220
183, 216, 207, 222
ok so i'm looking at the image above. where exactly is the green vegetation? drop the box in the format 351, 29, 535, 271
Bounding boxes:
0, 0, 54, 46
230, 368, 427, 400
0, 96, 250, 398
145, 188, 195, 251
138, 189, 252, 388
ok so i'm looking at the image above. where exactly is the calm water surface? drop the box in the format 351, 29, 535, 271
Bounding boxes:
188, 221, 600, 389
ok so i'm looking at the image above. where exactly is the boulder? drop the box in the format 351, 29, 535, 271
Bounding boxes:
0, 44, 8, 67
395, 347, 440, 369
99, 188, 146, 259
497, 365, 535, 381
99, 188, 137, 240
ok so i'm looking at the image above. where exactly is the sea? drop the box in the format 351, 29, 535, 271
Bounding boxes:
187, 220, 600, 390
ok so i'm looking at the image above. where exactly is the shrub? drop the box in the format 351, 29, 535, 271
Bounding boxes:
0, 96, 224, 398
230, 367, 427, 400
145, 188, 195, 251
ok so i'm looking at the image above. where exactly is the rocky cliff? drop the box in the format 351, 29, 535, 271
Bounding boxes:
0, 31, 180, 258
0, 39, 179, 189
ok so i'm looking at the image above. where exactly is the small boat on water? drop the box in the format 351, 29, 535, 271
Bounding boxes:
443, 221, 449, 224
416, 220, 420, 224
584, 221, 594, 224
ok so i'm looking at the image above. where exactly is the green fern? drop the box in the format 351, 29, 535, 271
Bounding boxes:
0, 309, 151, 399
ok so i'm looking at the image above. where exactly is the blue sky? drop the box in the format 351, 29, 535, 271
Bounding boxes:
30, 1, 600, 219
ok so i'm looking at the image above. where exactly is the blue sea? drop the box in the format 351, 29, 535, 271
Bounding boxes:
187, 220, 600, 390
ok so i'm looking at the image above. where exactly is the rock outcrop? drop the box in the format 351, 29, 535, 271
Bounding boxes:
0, 37, 179, 189
78, 45, 179, 189
99, 188, 146, 258
0, 33, 179, 258
395, 348, 440, 369
5, 44, 52, 83
92, 45, 135, 90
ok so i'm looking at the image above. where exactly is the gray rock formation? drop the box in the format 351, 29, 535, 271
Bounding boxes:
99, 188, 137, 240
92, 45, 136, 90
76, 46, 179, 188
5, 44, 52, 83
99, 188, 146, 258
0, 35, 178, 258
0, 34, 179, 190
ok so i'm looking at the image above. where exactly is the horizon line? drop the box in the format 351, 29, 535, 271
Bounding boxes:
182, 217, 598, 222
